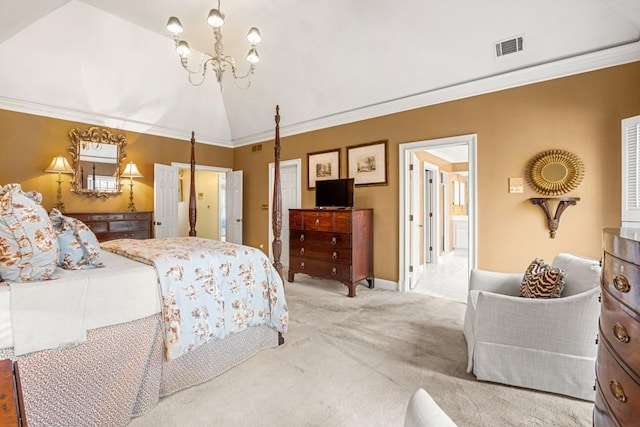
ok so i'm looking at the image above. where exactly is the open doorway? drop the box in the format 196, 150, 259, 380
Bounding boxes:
171, 163, 232, 240
398, 134, 477, 302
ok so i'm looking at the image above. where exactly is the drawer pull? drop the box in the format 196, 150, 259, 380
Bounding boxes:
300, 262, 305, 270
331, 237, 337, 245
613, 323, 630, 343
613, 274, 630, 293
609, 380, 627, 403
300, 234, 305, 242
300, 248, 305, 255
331, 267, 337, 276
332, 251, 337, 259
315, 219, 320, 226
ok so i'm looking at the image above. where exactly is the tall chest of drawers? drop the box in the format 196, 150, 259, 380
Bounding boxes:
594, 228, 640, 426
288, 208, 373, 297
65, 211, 153, 242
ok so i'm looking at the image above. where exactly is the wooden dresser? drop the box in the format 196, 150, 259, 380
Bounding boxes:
0, 359, 27, 426
594, 228, 640, 426
65, 211, 153, 242
288, 208, 373, 297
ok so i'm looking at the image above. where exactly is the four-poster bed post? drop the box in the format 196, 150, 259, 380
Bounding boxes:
272, 106, 283, 280
188, 131, 197, 237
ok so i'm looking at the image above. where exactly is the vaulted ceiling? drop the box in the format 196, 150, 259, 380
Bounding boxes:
1, 0, 639, 147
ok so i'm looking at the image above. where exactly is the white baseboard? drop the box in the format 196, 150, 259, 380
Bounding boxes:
373, 278, 398, 292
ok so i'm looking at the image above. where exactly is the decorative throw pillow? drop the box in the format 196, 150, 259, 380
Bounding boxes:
521, 258, 566, 298
49, 209, 103, 270
0, 184, 59, 281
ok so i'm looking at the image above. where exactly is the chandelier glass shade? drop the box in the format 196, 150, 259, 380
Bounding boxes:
166, 1, 262, 89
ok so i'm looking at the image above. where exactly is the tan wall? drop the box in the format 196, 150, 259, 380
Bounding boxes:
236, 62, 640, 280
1, 62, 639, 282
0, 110, 233, 214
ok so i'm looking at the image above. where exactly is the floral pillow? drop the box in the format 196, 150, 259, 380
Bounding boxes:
0, 184, 59, 282
49, 209, 103, 270
521, 258, 566, 298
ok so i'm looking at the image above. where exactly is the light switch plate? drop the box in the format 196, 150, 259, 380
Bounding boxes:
509, 177, 524, 193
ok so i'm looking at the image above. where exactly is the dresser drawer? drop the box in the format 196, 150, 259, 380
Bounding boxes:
600, 290, 640, 373
290, 230, 351, 248
124, 212, 153, 221
594, 387, 621, 427
602, 253, 640, 312
289, 210, 303, 229
596, 340, 640, 425
110, 220, 150, 232
303, 210, 335, 232
96, 230, 150, 241
84, 213, 125, 221
289, 244, 352, 264
85, 221, 108, 233
333, 211, 352, 232
289, 256, 351, 281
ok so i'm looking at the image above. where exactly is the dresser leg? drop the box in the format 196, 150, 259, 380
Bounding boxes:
287, 271, 295, 282
344, 282, 356, 298
366, 277, 375, 289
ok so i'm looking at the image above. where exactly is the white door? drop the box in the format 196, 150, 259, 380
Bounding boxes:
424, 169, 435, 264
269, 160, 301, 269
153, 163, 179, 238
225, 170, 243, 244
408, 153, 421, 289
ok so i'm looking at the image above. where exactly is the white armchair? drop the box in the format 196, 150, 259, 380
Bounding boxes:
463, 253, 601, 401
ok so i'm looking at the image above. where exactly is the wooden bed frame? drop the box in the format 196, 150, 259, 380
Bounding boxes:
185, 105, 284, 282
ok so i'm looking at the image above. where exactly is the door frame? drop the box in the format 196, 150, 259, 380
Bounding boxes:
398, 134, 477, 293
170, 162, 232, 236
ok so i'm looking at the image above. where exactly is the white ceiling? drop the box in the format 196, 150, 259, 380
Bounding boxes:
1, 0, 639, 147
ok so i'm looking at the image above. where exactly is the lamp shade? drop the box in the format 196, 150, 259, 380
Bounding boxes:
121, 162, 143, 178
166, 16, 184, 34
176, 40, 191, 57
247, 27, 262, 44
207, 9, 225, 27
246, 47, 260, 64
45, 156, 74, 174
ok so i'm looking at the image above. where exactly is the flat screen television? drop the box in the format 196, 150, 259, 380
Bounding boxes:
315, 178, 354, 208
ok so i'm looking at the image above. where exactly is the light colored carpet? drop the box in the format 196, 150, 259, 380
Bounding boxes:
129, 274, 592, 426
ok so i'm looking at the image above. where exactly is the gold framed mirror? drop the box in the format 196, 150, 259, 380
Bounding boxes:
525, 149, 584, 196
68, 127, 127, 198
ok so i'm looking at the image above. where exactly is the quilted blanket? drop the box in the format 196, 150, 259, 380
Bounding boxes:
101, 237, 288, 360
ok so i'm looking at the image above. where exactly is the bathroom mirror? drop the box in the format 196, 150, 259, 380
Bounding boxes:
68, 127, 127, 198
525, 149, 584, 196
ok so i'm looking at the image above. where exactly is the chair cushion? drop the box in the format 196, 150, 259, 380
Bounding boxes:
551, 253, 601, 296
520, 258, 566, 298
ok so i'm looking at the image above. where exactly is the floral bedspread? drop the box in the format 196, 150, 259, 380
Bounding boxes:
101, 237, 288, 361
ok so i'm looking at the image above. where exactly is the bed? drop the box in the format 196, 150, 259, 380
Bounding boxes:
0, 106, 287, 426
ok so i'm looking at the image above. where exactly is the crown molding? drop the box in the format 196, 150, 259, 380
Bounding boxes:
232, 41, 640, 147
0, 95, 234, 148
2, 41, 638, 149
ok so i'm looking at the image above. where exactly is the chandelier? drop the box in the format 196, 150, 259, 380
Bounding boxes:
166, 0, 262, 90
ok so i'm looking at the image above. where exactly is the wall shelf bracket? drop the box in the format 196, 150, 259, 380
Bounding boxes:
529, 197, 580, 238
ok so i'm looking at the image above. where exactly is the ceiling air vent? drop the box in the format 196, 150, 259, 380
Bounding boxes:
495, 36, 523, 57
